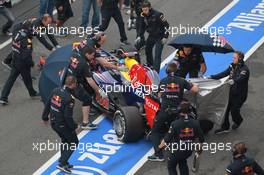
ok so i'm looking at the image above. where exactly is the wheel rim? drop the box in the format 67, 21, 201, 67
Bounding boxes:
113, 110, 126, 140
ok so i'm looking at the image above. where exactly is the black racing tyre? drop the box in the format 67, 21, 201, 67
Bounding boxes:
113, 106, 144, 142
199, 120, 214, 134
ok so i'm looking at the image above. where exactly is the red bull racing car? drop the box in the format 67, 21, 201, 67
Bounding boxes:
39, 44, 229, 142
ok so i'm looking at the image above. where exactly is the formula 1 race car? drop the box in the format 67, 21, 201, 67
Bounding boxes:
39, 44, 229, 142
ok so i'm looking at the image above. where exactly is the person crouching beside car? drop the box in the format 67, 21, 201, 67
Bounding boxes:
208, 51, 250, 135
173, 45, 207, 78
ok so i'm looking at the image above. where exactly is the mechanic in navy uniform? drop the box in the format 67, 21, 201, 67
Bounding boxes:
67, 46, 105, 130
209, 51, 250, 134
74, 32, 128, 72
173, 45, 207, 78
86, 32, 107, 51
42, 76, 80, 174
159, 101, 205, 175
148, 62, 199, 161
137, 0, 169, 73
2, 14, 60, 69
0, 23, 39, 105
225, 141, 264, 175
72, 32, 106, 59
97, 0, 129, 45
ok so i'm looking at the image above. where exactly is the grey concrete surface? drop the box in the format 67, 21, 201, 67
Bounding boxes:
0, 0, 263, 175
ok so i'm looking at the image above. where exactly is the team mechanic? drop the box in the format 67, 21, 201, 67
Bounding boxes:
0, 22, 39, 105
225, 141, 264, 175
148, 62, 199, 161
74, 32, 129, 72
208, 51, 250, 134
137, 0, 170, 73
159, 101, 205, 175
2, 14, 60, 69
42, 76, 80, 174
173, 45, 207, 78
67, 46, 102, 130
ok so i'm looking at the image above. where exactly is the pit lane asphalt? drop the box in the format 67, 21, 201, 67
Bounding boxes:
0, 0, 263, 175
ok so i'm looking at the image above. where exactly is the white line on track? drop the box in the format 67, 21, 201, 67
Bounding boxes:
0, 38, 12, 50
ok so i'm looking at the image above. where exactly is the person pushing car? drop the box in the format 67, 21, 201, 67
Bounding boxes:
74, 32, 129, 72
159, 101, 205, 175
2, 14, 60, 69
148, 62, 199, 161
67, 46, 105, 130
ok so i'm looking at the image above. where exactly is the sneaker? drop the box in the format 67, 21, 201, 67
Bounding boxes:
30, 92, 40, 98
148, 154, 164, 162
81, 122, 97, 130
56, 164, 72, 173
0, 99, 8, 105
232, 123, 241, 130
214, 128, 230, 135
66, 162, 74, 169
2, 60, 12, 70
2, 30, 12, 36
121, 40, 130, 46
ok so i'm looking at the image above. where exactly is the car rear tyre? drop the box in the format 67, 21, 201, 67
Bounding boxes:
113, 106, 144, 142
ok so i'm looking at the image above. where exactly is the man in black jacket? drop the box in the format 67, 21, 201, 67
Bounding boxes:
2, 14, 60, 69
137, 0, 169, 73
42, 75, 80, 174
209, 51, 250, 134
173, 45, 207, 78
0, 25, 39, 105
148, 62, 198, 162
159, 101, 204, 175
225, 141, 264, 175
97, 0, 129, 45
